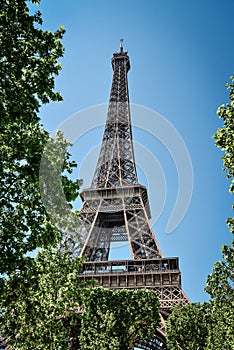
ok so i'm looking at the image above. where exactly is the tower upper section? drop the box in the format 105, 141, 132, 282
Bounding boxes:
91, 41, 138, 188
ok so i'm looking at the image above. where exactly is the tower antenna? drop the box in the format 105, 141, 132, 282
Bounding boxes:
120, 38, 123, 53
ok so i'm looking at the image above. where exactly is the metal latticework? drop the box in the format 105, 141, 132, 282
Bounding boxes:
91, 45, 137, 188
79, 186, 162, 261
77, 41, 189, 349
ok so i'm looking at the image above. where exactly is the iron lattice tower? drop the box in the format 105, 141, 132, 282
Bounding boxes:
78, 41, 189, 349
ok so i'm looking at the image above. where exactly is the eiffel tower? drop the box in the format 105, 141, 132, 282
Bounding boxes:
77, 40, 189, 349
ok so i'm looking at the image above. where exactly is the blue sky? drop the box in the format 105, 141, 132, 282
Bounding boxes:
35, 0, 234, 302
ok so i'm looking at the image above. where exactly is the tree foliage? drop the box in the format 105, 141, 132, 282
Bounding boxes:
80, 288, 160, 350
0, 1, 84, 347
1, 255, 160, 350
166, 303, 210, 350
205, 75, 234, 349
214, 76, 234, 233
0, 245, 84, 350
166, 77, 234, 349
0, 0, 81, 276
39, 130, 82, 246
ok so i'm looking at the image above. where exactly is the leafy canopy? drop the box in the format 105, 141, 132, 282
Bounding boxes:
166, 76, 234, 349
0, 0, 80, 276
0, 245, 84, 350
215, 76, 234, 233
166, 303, 210, 350
80, 287, 160, 350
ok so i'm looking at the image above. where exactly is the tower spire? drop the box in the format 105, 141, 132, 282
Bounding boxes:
120, 38, 123, 53
91, 40, 136, 188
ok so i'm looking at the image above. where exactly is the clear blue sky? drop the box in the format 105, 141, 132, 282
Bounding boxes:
35, 0, 234, 302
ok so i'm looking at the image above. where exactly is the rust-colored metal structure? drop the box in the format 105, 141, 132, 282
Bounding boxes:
78, 41, 189, 349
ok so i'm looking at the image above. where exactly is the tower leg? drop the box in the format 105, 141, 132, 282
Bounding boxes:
124, 197, 162, 259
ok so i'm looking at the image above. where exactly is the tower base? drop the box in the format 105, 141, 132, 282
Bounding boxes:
78, 258, 189, 349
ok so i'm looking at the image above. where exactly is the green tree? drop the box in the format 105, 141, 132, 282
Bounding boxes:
1, 258, 160, 350
0, 1, 83, 347
166, 303, 210, 350
0, 245, 84, 350
214, 76, 234, 233
166, 77, 234, 349
80, 287, 160, 350
204, 76, 234, 349
0, 0, 80, 276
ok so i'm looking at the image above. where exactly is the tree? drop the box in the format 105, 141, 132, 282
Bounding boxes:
214, 76, 234, 234
0, 0, 81, 276
80, 288, 160, 350
204, 77, 234, 348
166, 77, 234, 349
0, 254, 160, 350
166, 303, 210, 350
0, 245, 84, 350
0, 1, 83, 347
